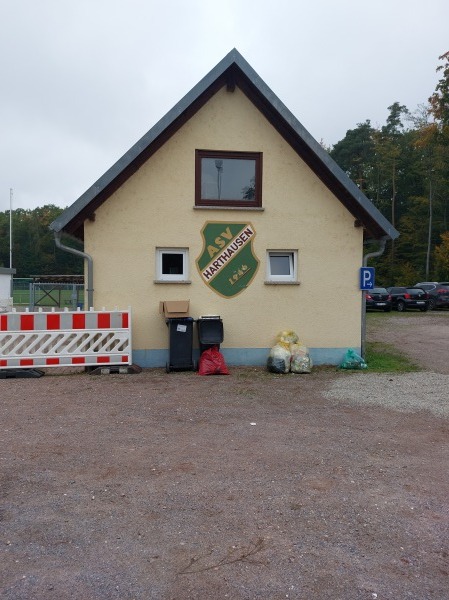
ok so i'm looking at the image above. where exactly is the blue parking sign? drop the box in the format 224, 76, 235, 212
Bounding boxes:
360, 267, 375, 290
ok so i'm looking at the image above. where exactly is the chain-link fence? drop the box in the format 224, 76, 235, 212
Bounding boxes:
13, 278, 84, 310
12, 278, 32, 306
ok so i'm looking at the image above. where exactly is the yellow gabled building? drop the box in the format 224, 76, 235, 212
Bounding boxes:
50, 50, 398, 367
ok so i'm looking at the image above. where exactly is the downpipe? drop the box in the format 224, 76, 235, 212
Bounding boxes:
54, 232, 94, 310
361, 237, 388, 358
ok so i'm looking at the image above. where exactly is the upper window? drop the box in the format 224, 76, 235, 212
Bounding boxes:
266, 251, 298, 283
156, 248, 188, 282
195, 150, 262, 207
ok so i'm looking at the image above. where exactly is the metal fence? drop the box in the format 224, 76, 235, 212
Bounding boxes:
13, 279, 85, 310
12, 278, 32, 306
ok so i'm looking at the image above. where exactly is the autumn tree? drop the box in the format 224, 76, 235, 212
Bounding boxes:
434, 231, 449, 279
410, 52, 449, 277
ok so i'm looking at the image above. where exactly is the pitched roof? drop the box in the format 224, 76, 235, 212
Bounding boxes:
50, 49, 399, 241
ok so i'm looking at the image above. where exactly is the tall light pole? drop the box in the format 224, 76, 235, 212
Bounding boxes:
425, 173, 433, 280
215, 160, 223, 200
9, 188, 13, 270
9, 188, 13, 300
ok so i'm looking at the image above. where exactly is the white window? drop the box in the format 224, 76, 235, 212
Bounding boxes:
156, 248, 189, 282
266, 250, 297, 283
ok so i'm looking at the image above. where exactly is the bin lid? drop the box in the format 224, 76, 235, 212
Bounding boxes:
198, 318, 224, 343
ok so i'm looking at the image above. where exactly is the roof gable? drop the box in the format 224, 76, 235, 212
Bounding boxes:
50, 49, 399, 242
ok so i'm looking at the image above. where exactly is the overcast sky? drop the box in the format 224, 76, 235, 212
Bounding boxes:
1, 0, 448, 213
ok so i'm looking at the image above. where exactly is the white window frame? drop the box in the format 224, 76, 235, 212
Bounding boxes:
156, 248, 189, 282
266, 250, 298, 283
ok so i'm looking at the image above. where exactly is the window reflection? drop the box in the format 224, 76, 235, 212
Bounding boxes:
201, 158, 256, 201
270, 254, 292, 276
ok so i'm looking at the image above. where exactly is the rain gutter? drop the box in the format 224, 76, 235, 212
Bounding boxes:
54, 232, 94, 310
361, 237, 388, 358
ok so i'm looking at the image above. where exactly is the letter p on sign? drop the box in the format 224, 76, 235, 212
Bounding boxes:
360, 267, 375, 290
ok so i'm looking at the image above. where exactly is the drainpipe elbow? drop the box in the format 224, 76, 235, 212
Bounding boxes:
53, 231, 94, 309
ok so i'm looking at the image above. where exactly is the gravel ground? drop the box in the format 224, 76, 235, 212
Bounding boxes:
1, 313, 448, 600
325, 371, 449, 417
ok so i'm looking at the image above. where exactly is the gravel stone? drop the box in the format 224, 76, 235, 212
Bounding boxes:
325, 371, 449, 417
0, 313, 448, 599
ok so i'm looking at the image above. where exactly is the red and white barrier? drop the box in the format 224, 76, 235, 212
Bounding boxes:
0, 307, 131, 369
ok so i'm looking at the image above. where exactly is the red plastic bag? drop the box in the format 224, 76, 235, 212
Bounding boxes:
198, 346, 229, 376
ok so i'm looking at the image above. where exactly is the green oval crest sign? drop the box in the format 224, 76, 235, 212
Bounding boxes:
196, 222, 259, 298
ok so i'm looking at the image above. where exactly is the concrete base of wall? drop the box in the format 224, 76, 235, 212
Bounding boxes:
132, 347, 358, 368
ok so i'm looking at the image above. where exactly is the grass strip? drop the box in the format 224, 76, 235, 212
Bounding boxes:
365, 341, 421, 373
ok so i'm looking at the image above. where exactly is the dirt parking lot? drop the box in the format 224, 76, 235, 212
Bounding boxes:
1, 313, 448, 599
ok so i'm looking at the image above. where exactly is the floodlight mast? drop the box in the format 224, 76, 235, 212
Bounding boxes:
9, 188, 13, 299
9, 188, 13, 270
215, 159, 223, 200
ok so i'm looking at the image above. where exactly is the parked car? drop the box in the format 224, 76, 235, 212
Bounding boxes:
414, 282, 449, 310
365, 287, 392, 312
386, 287, 429, 312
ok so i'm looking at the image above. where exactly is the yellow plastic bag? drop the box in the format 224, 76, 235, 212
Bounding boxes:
276, 330, 299, 345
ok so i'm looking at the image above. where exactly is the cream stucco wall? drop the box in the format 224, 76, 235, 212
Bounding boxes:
84, 86, 363, 364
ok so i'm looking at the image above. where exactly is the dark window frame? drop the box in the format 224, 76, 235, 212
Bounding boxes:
195, 150, 262, 208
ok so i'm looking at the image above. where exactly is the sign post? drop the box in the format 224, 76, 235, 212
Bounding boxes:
360, 267, 375, 360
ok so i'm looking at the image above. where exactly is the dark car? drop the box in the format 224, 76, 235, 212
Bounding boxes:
414, 282, 449, 310
386, 287, 429, 312
365, 287, 392, 312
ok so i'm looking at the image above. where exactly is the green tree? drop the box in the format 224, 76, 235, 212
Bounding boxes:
409, 52, 449, 278
0, 205, 83, 277
330, 121, 377, 196
0, 211, 10, 268
328, 52, 449, 285
372, 103, 410, 273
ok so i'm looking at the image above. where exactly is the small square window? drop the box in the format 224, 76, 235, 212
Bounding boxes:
195, 150, 262, 207
156, 248, 188, 282
267, 251, 297, 282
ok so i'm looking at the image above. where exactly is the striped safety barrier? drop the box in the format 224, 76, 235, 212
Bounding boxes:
0, 307, 131, 369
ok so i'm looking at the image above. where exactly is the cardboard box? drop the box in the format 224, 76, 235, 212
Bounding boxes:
159, 300, 190, 319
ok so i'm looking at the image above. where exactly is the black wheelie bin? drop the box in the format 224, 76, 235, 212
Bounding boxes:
197, 315, 224, 355
165, 317, 195, 372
